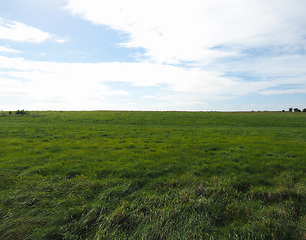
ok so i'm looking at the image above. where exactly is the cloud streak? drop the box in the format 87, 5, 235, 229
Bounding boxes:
0, 46, 21, 54
0, 17, 67, 44
0, 18, 51, 43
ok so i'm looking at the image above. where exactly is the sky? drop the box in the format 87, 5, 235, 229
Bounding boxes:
0, 0, 306, 111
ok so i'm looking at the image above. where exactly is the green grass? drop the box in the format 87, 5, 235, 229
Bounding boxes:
0, 111, 305, 239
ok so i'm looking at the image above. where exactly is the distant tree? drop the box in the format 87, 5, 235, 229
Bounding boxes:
294, 108, 301, 112
303, 108, 306, 112
289, 108, 293, 112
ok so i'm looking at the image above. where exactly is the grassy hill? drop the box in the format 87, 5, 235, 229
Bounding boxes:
0, 111, 305, 239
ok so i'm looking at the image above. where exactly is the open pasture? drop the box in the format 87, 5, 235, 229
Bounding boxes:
0, 111, 305, 239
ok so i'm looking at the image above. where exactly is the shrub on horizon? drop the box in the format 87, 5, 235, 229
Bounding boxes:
16, 109, 27, 115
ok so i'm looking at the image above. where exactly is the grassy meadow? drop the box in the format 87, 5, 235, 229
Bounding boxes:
0, 111, 305, 239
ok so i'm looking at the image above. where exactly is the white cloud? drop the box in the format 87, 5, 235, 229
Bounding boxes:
62, 0, 306, 111
64, 0, 306, 64
0, 77, 27, 96
2, 53, 303, 110
0, 56, 131, 110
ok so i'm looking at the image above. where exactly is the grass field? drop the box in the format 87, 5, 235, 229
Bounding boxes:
0, 111, 305, 239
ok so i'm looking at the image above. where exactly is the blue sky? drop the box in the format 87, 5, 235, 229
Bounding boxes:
0, 0, 305, 111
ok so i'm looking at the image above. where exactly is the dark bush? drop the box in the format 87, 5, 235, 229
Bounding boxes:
16, 109, 27, 115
